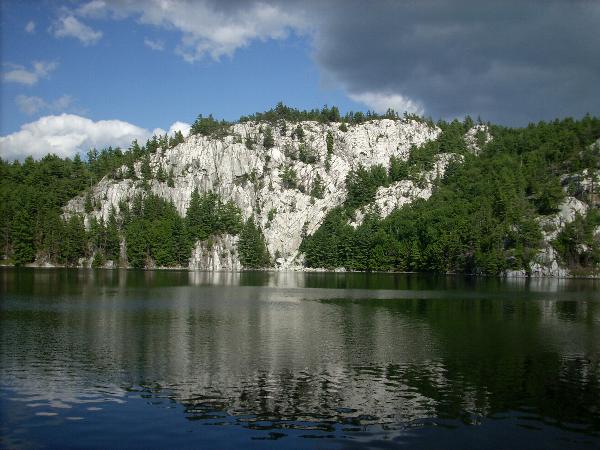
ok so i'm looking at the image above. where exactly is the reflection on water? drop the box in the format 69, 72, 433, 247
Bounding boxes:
1, 268, 599, 449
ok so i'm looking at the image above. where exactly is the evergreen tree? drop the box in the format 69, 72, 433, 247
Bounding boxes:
60, 215, 86, 266
310, 173, 325, 199
263, 127, 275, 149
326, 131, 334, 155
238, 217, 271, 268
218, 200, 244, 235
11, 209, 36, 266
106, 207, 121, 262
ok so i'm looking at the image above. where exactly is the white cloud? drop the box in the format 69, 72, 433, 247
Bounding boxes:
168, 121, 191, 137
0, 114, 153, 161
76, 0, 307, 61
0, 115, 191, 161
15, 96, 47, 115
144, 37, 164, 51
16, 95, 74, 115
2, 61, 58, 86
76, 0, 108, 18
348, 91, 424, 115
25, 21, 36, 33
50, 15, 102, 45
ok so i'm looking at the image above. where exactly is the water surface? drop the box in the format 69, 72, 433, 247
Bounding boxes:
1, 269, 599, 449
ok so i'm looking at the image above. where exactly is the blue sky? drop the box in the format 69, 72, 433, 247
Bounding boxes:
1, 2, 361, 133
1, 1, 599, 160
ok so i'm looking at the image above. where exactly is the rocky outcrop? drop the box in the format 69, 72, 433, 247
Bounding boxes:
350, 153, 461, 227
508, 196, 590, 278
66, 119, 440, 269
189, 234, 241, 271
464, 124, 492, 155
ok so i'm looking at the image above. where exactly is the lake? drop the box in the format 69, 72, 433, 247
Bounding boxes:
1, 268, 599, 449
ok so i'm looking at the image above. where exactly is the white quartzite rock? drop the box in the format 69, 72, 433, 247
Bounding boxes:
66, 119, 440, 269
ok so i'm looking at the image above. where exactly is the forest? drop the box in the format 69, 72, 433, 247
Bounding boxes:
302, 116, 600, 274
1, 104, 599, 274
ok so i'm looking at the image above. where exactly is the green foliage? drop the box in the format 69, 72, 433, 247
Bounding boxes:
281, 165, 298, 189
60, 215, 86, 266
140, 155, 152, 180
553, 209, 600, 270
310, 173, 325, 199
238, 217, 271, 268
345, 164, 388, 210
263, 127, 275, 149
240, 102, 341, 124
185, 189, 219, 241
190, 114, 231, 138
185, 189, 244, 245
125, 193, 189, 268
84, 191, 94, 213
293, 125, 305, 141
339, 123, 348, 132
298, 143, 318, 164
157, 165, 167, 183
326, 131, 334, 155
218, 200, 244, 235
167, 168, 175, 187
303, 116, 600, 274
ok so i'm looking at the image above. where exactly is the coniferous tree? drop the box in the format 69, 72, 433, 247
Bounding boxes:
263, 127, 275, 149
238, 217, 271, 268
326, 131, 334, 155
11, 209, 36, 266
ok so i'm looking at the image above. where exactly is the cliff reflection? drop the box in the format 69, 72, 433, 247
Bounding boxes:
1, 268, 599, 434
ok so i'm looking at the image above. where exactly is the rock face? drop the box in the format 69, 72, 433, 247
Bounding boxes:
508, 192, 594, 278
66, 119, 440, 269
350, 153, 462, 227
189, 235, 241, 271
464, 124, 492, 155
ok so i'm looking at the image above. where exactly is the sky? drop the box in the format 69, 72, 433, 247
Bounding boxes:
1, 0, 599, 161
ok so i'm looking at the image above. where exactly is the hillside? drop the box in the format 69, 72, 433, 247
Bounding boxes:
1, 106, 599, 276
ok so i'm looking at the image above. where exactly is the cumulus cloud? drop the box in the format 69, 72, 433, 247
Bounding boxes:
76, 0, 307, 61
168, 121, 191, 137
50, 15, 102, 45
348, 92, 424, 116
2, 61, 58, 86
25, 21, 35, 33
144, 37, 164, 51
0, 114, 150, 161
0, 114, 191, 161
16, 95, 74, 115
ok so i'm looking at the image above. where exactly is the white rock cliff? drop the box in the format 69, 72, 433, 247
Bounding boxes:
66, 119, 440, 269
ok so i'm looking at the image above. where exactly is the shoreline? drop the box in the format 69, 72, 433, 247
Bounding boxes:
1, 263, 598, 280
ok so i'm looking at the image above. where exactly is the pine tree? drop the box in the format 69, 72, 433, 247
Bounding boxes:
167, 168, 175, 187
185, 188, 218, 242
12, 209, 35, 266
106, 207, 121, 263
263, 127, 275, 149
326, 131, 334, 155
238, 217, 271, 268
310, 173, 325, 199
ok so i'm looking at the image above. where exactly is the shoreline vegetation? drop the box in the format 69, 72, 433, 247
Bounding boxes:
1, 103, 599, 277
1, 264, 598, 280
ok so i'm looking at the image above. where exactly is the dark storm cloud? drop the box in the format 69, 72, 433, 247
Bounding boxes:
298, 0, 600, 124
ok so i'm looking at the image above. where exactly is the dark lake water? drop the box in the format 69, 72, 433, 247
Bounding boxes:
1, 268, 599, 449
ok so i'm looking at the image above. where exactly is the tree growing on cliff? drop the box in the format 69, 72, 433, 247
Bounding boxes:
238, 217, 271, 268
263, 127, 275, 149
